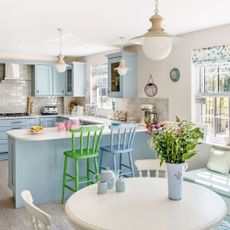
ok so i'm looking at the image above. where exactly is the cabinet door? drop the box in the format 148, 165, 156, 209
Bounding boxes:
53, 68, 66, 96
66, 67, 73, 96
73, 62, 86, 97
34, 65, 53, 96
108, 56, 123, 98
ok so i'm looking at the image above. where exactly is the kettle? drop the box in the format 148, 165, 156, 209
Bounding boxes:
99, 169, 116, 190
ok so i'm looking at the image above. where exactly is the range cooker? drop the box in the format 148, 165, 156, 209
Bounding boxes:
0, 112, 29, 118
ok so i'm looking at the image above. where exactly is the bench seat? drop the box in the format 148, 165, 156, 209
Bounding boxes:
184, 168, 230, 216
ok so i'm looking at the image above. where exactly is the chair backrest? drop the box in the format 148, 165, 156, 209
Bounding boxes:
135, 159, 167, 178
70, 126, 104, 156
21, 190, 51, 230
110, 123, 137, 151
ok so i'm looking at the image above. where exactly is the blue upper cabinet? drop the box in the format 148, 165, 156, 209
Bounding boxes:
107, 52, 137, 98
32, 64, 53, 96
53, 68, 66, 96
66, 62, 86, 97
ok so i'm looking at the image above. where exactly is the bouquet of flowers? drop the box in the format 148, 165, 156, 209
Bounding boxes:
146, 116, 203, 165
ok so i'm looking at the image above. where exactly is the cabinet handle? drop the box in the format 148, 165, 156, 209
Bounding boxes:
37, 90, 39, 93
11, 127, 22, 130
11, 121, 22, 124
62, 90, 64, 93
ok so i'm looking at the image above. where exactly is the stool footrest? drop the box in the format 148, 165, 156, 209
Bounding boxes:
121, 163, 132, 170
88, 169, 96, 175
65, 173, 75, 180
64, 185, 75, 192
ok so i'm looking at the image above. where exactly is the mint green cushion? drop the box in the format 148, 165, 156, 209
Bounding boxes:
207, 148, 230, 175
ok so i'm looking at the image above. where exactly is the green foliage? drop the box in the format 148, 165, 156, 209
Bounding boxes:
146, 118, 203, 165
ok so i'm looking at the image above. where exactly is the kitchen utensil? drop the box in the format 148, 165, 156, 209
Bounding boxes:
144, 75, 158, 97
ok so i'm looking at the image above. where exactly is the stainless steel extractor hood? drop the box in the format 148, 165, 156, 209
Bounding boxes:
1, 63, 31, 83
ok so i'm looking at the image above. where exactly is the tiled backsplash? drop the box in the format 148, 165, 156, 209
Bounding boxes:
31, 97, 64, 115
114, 97, 169, 123
75, 97, 169, 123
0, 65, 64, 114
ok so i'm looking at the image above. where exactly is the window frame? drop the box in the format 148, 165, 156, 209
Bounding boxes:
90, 63, 112, 110
198, 63, 230, 140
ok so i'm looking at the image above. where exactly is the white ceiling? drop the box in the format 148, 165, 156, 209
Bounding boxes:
0, 0, 230, 57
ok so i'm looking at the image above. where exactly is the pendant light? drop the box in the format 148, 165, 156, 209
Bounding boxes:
114, 37, 130, 76
132, 0, 173, 61
55, 28, 67, 73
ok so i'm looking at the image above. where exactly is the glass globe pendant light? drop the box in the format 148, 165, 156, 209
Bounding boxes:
55, 28, 67, 73
114, 37, 130, 76
132, 0, 172, 61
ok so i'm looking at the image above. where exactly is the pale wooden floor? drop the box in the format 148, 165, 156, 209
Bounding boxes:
0, 160, 75, 230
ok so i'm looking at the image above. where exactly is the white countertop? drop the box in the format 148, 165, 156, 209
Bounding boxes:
7, 123, 146, 141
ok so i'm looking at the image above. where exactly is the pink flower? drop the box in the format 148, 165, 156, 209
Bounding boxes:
155, 124, 160, 129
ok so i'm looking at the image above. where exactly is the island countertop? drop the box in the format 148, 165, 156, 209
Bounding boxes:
7, 117, 151, 209
7, 125, 147, 141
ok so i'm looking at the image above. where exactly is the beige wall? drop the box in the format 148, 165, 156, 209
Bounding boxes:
131, 24, 230, 121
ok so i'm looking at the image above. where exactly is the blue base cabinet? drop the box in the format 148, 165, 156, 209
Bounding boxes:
107, 52, 137, 98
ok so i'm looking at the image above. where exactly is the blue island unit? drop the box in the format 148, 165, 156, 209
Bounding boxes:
7, 125, 153, 208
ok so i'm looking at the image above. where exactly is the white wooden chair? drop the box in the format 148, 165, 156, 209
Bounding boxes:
135, 159, 167, 178
21, 190, 52, 230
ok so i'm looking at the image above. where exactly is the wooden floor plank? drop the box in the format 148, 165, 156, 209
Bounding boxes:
0, 160, 75, 230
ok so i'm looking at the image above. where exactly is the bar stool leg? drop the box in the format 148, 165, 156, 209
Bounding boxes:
113, 153, 117, 173
119, 153, 122, 176
87, 158, 90, 185
94, 157, 99, 181
128, 151, 135, 177
75, 160, 79, 191
62, 156, 68, 204
99, 150, 103, 173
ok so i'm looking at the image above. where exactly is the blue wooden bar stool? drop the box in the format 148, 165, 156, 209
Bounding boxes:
99, 123, 137, 177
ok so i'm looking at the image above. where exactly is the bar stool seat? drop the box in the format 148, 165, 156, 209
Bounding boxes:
64, 150, 99, 159
100, 145, 132, 153
62, 126, 104, 203
99, 123, 137, 177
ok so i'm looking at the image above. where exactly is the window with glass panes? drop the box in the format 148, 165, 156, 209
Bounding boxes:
199, 64, 230, 139
90, 63, 112, 109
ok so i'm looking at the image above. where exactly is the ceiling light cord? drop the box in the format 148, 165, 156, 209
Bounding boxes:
58, 28, 63, 55
154, 0, 159, 15
119, 36, 125, 58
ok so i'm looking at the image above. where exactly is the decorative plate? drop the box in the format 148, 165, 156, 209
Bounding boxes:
170, 68, 180, 82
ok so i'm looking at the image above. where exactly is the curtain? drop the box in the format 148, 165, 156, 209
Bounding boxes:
192, 44, 230, 65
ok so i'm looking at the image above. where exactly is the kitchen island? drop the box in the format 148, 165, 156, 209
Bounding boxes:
7, 121, 153, 208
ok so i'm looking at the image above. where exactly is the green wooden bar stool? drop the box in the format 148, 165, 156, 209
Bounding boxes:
62, 126, 104, 203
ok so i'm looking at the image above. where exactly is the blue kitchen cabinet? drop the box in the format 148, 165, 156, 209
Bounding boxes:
32, 64, 53, 96
0, 118, 39, 160
66, 62, 86, 96
53, 68, 66, 96
107, 52, 137, 98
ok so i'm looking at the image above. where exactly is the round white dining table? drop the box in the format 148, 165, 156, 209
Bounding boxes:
65, 178, 226, 230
